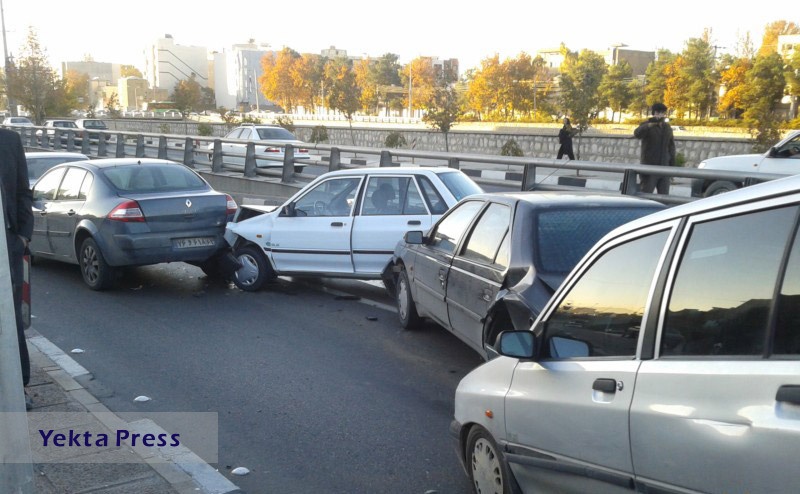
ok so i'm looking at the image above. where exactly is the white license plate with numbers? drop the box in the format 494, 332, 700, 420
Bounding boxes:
174, 237, 215, 249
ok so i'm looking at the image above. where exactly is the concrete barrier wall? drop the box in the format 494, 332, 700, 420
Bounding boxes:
104, 119, 756, 165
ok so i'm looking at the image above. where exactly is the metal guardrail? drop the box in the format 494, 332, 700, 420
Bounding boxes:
4, 124, 785, 205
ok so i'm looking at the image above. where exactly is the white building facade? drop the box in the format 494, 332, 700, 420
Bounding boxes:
144, 35, 210, 92
214, 42, 275, 111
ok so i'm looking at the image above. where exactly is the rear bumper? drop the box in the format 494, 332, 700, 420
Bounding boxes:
105, 231, 226, 266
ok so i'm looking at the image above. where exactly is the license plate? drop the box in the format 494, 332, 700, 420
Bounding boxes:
174, 237, 215, 249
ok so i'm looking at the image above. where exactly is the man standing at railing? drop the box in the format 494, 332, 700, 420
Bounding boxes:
634, 103, 676, 194
0, 127, 33, 408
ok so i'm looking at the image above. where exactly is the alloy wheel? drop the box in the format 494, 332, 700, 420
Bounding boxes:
82, 245, 99, 284
397, 276, 409, 320
235, 253, 259, 286
472, 438, 504, 494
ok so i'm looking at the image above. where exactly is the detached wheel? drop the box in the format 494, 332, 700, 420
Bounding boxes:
466, 426, 518, 494
705, 180, 738, 197
396, 267, 421, 329
232, 245, 274, 291
79, 237, 115, 291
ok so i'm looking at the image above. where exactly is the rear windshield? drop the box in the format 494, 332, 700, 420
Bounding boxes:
438, 172, 483, 201
53, 121, 77, 128
536, 207, 662, 274
256, 128, 296, 140
11, 118, 30, 123
83, 120, 107, 129
102, 165, 207, 193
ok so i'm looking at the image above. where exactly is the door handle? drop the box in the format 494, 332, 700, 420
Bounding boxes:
438, 268, 446, 287
776, 385, 800, 405
67, 209, 76, 216
330, 222, 344, 227
408, 220, 421, 226
593, 378, 617, 393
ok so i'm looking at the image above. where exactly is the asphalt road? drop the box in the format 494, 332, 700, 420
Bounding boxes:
29, 259, 483, 494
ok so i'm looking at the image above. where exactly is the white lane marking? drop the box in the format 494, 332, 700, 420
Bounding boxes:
28, 335, 90, 378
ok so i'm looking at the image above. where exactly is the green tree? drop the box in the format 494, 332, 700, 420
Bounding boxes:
559, 49, 607, 157
742, 53, 786, 151
324, 58, 361, 145
681, 36, 718, 119
310, 125, 328, 143
627, 78, 648, 118
6, 27, 59, 124
105, 92, 121, 118
422, 84, 462, 152
171, 74, 203, 119
599, 61, 633, 122
644, 49, 676, 106
384, 131, 406, 148
373, 53, 402, 116
500, 139, 523, 156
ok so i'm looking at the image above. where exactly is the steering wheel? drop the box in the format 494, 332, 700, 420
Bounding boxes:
313, 200, 327, 216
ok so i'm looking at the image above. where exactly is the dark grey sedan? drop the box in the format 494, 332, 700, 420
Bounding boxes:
383, 192, 664, 359
30, 159, 237, 290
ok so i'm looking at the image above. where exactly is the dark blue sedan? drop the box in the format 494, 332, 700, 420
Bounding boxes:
30, 158, 237, 290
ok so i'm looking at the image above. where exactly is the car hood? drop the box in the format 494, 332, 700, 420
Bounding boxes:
702, 154, 763, 172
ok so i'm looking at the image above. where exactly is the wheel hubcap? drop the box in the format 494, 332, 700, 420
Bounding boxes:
472, 438, 503, 494
81, 245, 99, 283
235, 254, 259, 286
397, 276, 408, 320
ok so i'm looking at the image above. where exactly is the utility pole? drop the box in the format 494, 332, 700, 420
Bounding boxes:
0, 0, 17, 116
407, 64, 412, 120
252, 69, 260, 112
0, 187, 35, 493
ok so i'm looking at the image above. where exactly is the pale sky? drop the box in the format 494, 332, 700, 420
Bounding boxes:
1, 0, 796, 73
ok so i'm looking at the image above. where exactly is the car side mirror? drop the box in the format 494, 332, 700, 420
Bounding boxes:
404, 230, 425, 244
497, 331, 536, 359
281, 203, 296, 217
768, 146, 778, 158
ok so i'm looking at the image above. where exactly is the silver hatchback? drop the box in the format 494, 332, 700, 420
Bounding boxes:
452, 174, 800, 494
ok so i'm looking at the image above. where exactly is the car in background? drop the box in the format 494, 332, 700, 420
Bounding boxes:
75, 118, 110, 142
212, 125, 310, 172
30, 159, 237, 290
693, 129, 800, 197
3, 116, 33, 127
386, 193, 664, 358
25, 152, 88, 187
36, 120, 81, 143
452, 174, 800, 494
224, 167, 482, 291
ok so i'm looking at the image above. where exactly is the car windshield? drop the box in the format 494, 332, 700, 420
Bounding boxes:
102, 165, 207, 193
536, 207, 662, 274
256, 128, 296, 140
438, 172, 483, 201
54, 121, 77, 128
83, 120, 107, 129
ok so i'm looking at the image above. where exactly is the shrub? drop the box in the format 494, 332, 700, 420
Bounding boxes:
240, 115, 261, 124
675, 152, 687, 167
384, 131, 407, 148
272, 115, 295, 132
500, 139, 523, 157
197, 123, 213, 136
158, 123, 171, 134
309, 125, 328, 143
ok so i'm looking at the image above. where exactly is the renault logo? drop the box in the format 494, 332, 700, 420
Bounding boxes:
186, 199, 192, 208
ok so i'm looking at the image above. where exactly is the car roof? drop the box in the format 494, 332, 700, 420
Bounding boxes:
25, 152, 88, 159
62, 158, 179, 170
463, 191, 663, 209
606, 174, 800, 237
320, 167, 467, 178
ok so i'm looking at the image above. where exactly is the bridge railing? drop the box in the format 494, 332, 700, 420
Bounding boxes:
3, 124, 785, 205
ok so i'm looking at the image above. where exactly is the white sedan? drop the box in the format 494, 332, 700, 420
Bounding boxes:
224, 167, 483, 291
211, 125, 310, 173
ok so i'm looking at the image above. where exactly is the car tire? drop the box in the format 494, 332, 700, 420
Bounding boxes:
466, 426, 519, 494
293, 165, 305, 174
198, 259, 226, 280
396, 267, 422, 329
79, 237, 115, 291
704, 180, 738, 197
232, 244, 274, 291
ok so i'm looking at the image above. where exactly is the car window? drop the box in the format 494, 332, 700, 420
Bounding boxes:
27, 157, 84, 180
256, 128, 296, 140
776, 135, 800, 159
102, 165, 207, 193
78, 173, 93, 200
33, 168, 66, 201
225, 129, 242, 139
57, 168, 87, 200
536, 207, 663, 274
461, 203, 511, 265
494, 232, 510, 269
294, 177, 361, 217
417, 176, 448, 214
662, 206, 797, 357
774, 225, 800, 355
239, 128, 252, 140
361, 176, 427, 216
430, 201, 483, 254
544, 230, 670, 359
438, 172, 482, 201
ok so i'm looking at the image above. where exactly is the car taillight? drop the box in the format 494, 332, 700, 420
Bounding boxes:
298, 149, 309, 153
108, 200, 145, 222
265, 147, 280, 153
225, 194, 238, 215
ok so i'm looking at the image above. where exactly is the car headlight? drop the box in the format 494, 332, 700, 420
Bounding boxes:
697, 161, 706, 169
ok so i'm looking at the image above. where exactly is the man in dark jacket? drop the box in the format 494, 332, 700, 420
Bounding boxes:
0, 128, 33, 398
634, 103, 676, 194
557, 117, 577, 160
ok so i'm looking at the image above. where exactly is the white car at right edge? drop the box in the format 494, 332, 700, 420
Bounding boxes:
693, 129, 799, 197
223, 167, 482, 291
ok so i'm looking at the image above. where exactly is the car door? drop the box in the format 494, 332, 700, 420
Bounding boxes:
410, 200, 484, 328
269, 176, 363, 274
630, 200, 800, 494
446, 202, 512, 352
503, 225, 674, 493
223, 128, 244, 164
46, 168, 90, 258
30, 167, 67, 256
757, 133, 800, 175
351, 175, 433, 275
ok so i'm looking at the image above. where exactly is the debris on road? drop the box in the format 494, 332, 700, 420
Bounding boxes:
231, 467, 250, 476
71, 348, 85, 354
366, 316, 378, 321
133, 395, 151, 402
